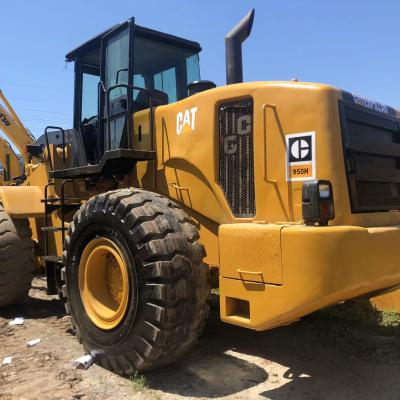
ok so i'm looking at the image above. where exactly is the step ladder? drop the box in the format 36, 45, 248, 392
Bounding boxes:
41, 179, 82, 295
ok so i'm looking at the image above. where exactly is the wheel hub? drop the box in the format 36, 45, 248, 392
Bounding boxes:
79, 237, 129, 330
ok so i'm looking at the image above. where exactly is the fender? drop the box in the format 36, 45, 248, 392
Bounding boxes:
0, 186, 45, 218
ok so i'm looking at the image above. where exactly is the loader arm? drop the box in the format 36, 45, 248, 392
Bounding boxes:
0, 90, 35, 164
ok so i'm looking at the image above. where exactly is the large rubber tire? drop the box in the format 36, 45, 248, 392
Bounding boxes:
0, 206, 34, 308
62, 188, 210, 374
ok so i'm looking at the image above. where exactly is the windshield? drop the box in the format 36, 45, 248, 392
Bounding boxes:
133, 36, 200, 103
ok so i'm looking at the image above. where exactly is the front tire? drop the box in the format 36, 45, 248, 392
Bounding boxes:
62, 189, 210, 373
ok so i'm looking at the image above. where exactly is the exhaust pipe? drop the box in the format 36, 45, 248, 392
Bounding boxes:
225, 8, 255, 85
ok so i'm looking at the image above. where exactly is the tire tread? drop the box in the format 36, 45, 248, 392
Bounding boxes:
0, 206, 34, 308
63, 189, 210, 373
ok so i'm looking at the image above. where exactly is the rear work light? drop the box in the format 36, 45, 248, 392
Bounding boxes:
302, 180, 335, 226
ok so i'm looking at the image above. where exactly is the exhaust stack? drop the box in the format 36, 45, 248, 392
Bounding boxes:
225, 9, 255, 85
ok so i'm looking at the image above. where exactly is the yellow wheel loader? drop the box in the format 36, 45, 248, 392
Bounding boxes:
1, 9, 400, 373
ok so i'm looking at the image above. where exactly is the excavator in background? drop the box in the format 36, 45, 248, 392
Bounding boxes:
0, 136, 22, 184
0, 90, 36, 165
0, 90, 32, 183
0, 89, 35, 170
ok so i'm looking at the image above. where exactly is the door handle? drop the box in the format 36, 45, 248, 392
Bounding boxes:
237, 269, 264, 279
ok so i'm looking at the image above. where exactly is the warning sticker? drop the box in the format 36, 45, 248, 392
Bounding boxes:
286, 132, 316, 181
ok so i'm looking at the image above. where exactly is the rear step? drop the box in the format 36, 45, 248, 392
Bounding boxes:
43, 255, 62, 263
41, 197, 81, 204
41, 227, 64, 232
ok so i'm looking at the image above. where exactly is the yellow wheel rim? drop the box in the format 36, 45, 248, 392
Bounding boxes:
79, 237, 129, 330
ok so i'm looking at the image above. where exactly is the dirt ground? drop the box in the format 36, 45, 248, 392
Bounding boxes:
1, 277, 400, 400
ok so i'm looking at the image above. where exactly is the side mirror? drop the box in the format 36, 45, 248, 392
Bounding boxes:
188, 80, 216, 96
26, 144, 43, 157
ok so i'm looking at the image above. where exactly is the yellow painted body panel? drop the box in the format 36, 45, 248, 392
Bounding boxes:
219, 223, 283, 285
371, 290, 400, 312
0, 186, 45, 217
220, 223, 400, 330
148, 81, 400, 228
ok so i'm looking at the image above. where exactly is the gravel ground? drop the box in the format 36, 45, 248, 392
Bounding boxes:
1, 276, 400, 400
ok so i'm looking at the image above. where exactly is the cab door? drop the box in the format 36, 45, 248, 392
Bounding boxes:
100, 18, 134, 153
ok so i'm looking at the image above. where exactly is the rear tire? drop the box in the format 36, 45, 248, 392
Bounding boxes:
62, 188, 210, 373
0, 206, 34, 308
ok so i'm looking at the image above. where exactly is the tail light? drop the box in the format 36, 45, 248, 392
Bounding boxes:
302, 180, 335, 226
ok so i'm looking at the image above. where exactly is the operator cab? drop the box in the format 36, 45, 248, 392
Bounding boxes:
50, 18, 201, 178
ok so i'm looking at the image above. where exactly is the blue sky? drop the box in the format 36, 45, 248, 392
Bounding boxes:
1, 0, 400, 138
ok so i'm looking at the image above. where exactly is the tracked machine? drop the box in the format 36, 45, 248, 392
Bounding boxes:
1, 9, 400, 372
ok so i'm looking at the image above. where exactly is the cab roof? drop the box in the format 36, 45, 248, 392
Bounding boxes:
65, 21, 202, 62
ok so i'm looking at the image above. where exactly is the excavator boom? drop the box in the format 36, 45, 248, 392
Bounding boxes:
0, 90, 35, 164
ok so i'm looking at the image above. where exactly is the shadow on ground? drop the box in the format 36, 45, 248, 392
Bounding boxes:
2, 280, 400, 399
0, 278, 65, 320
145, 298, 400, 399
146, 348, 268, 398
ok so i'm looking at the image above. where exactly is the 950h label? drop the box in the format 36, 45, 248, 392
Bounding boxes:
286, 132, 316, 181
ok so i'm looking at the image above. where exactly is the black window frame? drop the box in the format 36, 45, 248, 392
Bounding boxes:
69, 18, 202, 157
99, 18, 135, 153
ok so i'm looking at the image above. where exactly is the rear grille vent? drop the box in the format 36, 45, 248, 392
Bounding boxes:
218, 98, 255, 217
339, 100, 400, 212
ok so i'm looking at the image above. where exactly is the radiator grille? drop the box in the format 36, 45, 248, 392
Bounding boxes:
218, 99, 255, 217
340, 100, 400, 212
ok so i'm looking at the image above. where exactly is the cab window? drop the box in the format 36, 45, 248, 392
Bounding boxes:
133, 36, 200, 103
81, 72, 99, 121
